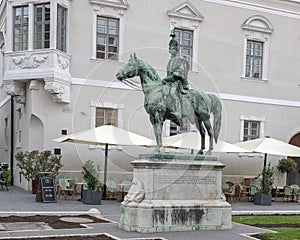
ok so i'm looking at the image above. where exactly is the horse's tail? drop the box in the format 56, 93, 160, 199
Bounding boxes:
209, 94, 222, 143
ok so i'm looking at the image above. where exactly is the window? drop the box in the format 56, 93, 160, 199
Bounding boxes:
96, 17, 119, 60
57, 5, 67, 52
34, 3, 51, 49
245, 40, 263, 79
240, 115, 265, 142
170, 118, 189, 136
167, 1, 203, 71
13, 5, 29, 51
243, 120, 260, 141
4, 118, 8, 147
16, 109, 22, 145
95, 108, 118, 127
242, 15, 273, 81
174, 28, 193, 68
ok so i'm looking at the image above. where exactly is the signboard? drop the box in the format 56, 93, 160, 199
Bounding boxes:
40, 177, 57, 203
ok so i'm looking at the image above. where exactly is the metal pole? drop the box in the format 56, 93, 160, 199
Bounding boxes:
264, 153, 267, 168
10, 96, 14, 185
102, 143, 108, 199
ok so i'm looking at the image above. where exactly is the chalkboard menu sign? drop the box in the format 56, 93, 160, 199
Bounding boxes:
40, 177, 57, 203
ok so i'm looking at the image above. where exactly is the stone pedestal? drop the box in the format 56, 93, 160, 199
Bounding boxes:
119, 153, 232, 232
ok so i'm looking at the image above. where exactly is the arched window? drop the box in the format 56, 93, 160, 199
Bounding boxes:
241, 15, 274, 81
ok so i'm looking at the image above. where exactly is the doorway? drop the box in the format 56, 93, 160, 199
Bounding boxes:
287, 133, 300, 185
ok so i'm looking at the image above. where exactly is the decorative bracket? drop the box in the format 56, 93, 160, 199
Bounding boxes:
44, 81, 70, 103
5, 82, 26, 104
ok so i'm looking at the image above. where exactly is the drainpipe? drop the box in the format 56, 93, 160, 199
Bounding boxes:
10, 96, 14, 185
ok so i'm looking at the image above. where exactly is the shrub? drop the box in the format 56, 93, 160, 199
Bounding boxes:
259, 162, 275, 194
16, 150, 63, 181
277, 157, 297, 174
82, 160, 101, 191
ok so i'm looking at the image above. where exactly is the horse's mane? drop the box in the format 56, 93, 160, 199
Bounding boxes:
139, 59, 161, 82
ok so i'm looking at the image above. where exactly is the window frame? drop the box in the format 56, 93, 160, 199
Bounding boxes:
96, 16, 119, 60
4, 117, 9, 148
56, 4, 67, 52
91, 1, 127, 62
89, 101, 124, 149
95, 107, 118, 127
243, 120, 260, 141
34, 3, 51, 49
174, 28, 193, 68
245, 40, 263, 79
16, 108, 22, 148
13, 5, 29, 51
240, 115, 265, 142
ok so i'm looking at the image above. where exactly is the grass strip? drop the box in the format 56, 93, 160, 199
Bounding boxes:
232, 215, 300, 225
232, 216, 300, 240
258, 228, 300, 240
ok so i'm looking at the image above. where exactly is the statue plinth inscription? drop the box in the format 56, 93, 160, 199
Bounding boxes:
155, 174, 217, 185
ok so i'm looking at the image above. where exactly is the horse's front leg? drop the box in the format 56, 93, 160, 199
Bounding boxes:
150, 115, 163, 152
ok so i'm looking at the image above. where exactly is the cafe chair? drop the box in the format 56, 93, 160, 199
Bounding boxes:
283, 185, 294, 202
225, 184, 236, 202
0, 170, 12, 191
116, 180, 131, 201
248, 185, 258, 202
222, 182, 229, 193
106, 180, 117, 200
57, 178, 75, 200
235, 183, 246, 200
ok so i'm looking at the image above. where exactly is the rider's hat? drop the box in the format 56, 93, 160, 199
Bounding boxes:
169, 28, 176, 38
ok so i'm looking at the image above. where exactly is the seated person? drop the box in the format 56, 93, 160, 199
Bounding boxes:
0, 169, 11, 190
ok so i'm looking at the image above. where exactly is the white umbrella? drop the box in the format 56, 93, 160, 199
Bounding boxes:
54, 125, 153, 146
161, 131, 248, 153
235, 137, 300, 166
54, 125, 154, 198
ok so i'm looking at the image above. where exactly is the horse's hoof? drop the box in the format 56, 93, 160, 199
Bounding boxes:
197, 150, 203, 155
205, 150, 212, 156
152, 147, 161, 153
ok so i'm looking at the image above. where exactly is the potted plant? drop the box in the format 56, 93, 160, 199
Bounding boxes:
254, 162, 275, 206
277, 157, 297, 174
82, 160, 102, 205
16, 150, 63, 194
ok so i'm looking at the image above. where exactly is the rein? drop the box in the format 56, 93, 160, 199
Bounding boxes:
123, 78, 142, 91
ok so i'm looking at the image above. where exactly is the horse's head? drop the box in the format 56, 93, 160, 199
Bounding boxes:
116, 53, 140, 81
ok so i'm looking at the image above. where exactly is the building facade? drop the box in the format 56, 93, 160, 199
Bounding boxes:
0, 0, 300, 190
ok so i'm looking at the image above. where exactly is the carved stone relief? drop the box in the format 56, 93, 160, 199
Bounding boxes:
123, 178, 145, 205
12, 53, 47, 69
57, 54, 69, 70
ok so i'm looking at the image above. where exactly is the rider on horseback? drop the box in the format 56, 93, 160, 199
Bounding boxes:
162, 28, 190, 124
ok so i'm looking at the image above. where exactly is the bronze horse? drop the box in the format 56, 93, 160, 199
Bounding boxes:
116, 54, 222, 153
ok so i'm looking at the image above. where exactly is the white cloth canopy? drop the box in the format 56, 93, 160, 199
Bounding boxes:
161, 131, 248, 153
234, 137, 300, 167
234, 137, 300, 157
54, 125, 154, 146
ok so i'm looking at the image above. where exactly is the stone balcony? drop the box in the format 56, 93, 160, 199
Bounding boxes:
3, 49, 71, 103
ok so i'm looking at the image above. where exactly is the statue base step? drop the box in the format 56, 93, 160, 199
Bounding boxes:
120, 199, 232, 232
